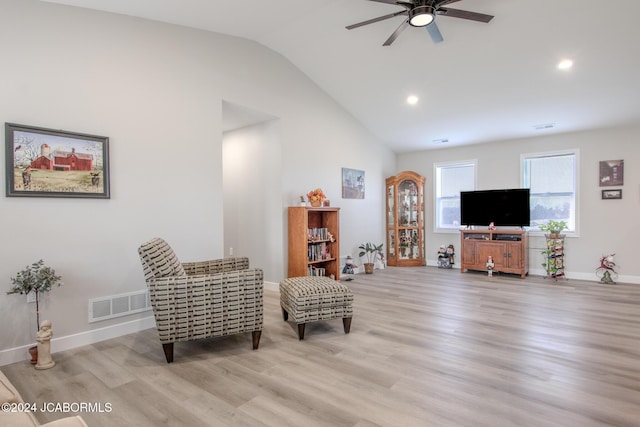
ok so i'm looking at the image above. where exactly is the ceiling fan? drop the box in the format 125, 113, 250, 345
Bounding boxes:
346, 0, 494, 45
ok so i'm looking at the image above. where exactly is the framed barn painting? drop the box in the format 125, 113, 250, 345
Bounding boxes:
5, 123, 110, 199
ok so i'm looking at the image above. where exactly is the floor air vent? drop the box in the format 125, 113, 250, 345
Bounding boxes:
88, 290, 151, 323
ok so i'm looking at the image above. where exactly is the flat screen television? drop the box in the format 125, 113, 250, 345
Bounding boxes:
460, 188, 530, 228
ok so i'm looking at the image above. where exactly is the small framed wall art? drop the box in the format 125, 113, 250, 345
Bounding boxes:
5, 123, 110, 199
601, 189, 622, 200
342, 167, 365, 199
599, 160, 624, 186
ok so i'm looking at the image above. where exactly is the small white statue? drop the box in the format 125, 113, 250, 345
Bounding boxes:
35, 320, 55, 370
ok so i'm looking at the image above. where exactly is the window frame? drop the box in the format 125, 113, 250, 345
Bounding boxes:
433, 160, 477, 233
521, 149, 580, 237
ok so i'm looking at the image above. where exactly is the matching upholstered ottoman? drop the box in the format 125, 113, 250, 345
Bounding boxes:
280, 276, 353, 340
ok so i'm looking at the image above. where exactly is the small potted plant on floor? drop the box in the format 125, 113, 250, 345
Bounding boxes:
358, 242, 383, 274
7, 260, 63, 363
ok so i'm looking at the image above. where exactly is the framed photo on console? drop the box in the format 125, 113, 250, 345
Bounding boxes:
5, 123, 110, 199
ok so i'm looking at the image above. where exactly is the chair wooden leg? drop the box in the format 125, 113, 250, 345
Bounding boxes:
282, 307, 289, 321
297, 323, 306, 340
162, 343, 174, 363
252, 330, 262, 350
343, 317, 352, 334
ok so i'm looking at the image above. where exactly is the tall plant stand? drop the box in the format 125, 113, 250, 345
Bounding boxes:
543, 234, 566, 280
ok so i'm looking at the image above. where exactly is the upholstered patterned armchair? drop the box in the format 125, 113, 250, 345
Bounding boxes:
138, 238, 264, 363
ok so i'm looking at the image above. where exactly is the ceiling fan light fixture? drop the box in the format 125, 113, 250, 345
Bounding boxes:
409, 6, 435, 27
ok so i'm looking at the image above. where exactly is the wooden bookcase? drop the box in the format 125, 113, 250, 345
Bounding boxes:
386, 171, 426, 266
460, 229, 528, 278
288, 206, 340, 280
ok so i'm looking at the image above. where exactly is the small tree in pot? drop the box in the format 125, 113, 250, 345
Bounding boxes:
358, 242, 383, 274
7, 260, 62, 363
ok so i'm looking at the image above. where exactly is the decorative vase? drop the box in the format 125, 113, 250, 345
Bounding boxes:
364, 263, 375, 274
28, 346, 37, 364
310, 200, 322, 207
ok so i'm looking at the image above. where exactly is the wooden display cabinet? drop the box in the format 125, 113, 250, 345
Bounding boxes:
460, 229, 528, 278
386, 171, 426, 267
288, 206, 340, 280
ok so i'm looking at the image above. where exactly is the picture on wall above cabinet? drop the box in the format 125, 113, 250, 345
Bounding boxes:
602, 189, 622, 200
599, 159, 623, 186
5, 123, 110, 199
342, 167, 365, 199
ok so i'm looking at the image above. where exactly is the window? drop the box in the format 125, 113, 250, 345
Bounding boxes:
522, 150, 578, 233
435, 161, 476, 230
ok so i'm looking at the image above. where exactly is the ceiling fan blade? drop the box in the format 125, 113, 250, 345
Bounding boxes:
368, 0, 412, 6
435, 0, 463, 6
437, 7, 494, 23
426, 21, 444, 43
346, 10, 408, 30
383, 19, 409, 46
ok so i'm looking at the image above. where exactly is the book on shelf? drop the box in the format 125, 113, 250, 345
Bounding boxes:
307, 266, 326, 277
308, 243, 330, 262
307, 227, 329, 241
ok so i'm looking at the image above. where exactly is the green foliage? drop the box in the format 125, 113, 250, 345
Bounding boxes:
7, 259, 62, 296
538, 220, 568, 234
358, 242, 383, 264
8, 260, 62, 333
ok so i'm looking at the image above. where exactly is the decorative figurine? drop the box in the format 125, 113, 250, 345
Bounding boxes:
437, 244, 455, 269
35, 320, 55, 370
596, 253, 617, 284
437, 245, 449, 268
446, 244, 455, 265
342, 255, 355, 274
486, 256, 495, 277
489, 222, 496, 230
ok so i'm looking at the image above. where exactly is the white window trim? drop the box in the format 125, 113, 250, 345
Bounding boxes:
433, 159, 477, 234
520, 149, 580, 237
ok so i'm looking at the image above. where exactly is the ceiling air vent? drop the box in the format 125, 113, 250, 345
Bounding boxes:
533, 123, 555, 130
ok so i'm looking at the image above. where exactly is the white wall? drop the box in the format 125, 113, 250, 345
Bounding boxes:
397, 126, 640, 283
223, 120, 283, 282
0, 0, 394, 364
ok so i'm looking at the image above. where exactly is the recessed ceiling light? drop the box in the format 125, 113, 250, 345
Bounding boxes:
558, 59, 573, 70
407, 95, 419, 105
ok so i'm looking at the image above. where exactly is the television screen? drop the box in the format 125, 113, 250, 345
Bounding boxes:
460, 188, 530, 227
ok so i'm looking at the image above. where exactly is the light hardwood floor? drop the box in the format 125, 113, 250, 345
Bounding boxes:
3, 267, 640, 426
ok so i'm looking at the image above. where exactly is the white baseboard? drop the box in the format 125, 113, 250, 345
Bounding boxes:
264, 280, 279, 292
1, 282, 280, 367
0, 316, 156, 367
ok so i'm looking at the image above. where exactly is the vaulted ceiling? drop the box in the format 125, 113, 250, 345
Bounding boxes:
42, 0, 640, 152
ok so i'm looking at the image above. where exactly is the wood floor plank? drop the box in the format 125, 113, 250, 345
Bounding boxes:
2, 267, 640, 426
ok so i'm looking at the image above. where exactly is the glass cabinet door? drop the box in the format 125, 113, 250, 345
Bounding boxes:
386, 171, 425, 266
387, 185, 394, 226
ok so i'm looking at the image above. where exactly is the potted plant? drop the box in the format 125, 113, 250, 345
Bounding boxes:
539, 220, 568, 279
7, 260, 62, 363
358, 242, 383, 274
539, 220, 568, 238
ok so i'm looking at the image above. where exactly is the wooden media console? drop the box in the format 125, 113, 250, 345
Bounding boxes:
460, 229, 528, 278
